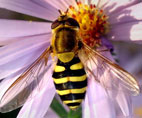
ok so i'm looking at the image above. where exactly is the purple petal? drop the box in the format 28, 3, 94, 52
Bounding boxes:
17, 69, 56, 118
0, 67, 30, 113
0, 20, 51, 45
0, 59, 53, 113
100, 68, 133, 117
83, 51, 134, 118
108, 21, 142, 43
90, 0, 103, 6
0, 0, 59, 20
103, 0, 141, 16
0, 69, 25, 101
101, 37, 114, 52
109, 3, 142, 25
0, 34, 51, 79
83, 77, 116, 118
45, 0, 77, 11
79, 0, 90, 5
132, 94, 142, 118
115, 90, 132, 117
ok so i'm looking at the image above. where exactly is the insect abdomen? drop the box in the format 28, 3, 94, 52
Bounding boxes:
52, 54, 87, 109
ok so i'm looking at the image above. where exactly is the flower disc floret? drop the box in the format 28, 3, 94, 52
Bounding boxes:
68, 2, 110, 48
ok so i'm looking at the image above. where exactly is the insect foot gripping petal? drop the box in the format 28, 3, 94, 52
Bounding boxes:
52, 53, 87, 110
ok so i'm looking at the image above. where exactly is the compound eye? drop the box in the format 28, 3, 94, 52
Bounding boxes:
65, 18, 80, 28
51, 20, 60, 29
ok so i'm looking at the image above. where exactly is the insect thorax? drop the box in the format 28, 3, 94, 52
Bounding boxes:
53, 27, 78, 53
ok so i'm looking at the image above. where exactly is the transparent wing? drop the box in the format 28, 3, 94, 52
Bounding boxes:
0, 47, 52, 113
78, 42, 140, 96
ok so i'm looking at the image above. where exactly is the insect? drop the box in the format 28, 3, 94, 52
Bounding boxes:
0, 11, 140, 112
51, 14, 87, 110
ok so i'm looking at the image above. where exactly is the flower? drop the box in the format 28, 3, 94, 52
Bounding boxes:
0, 0, 142, 118
133, 94, 142, 118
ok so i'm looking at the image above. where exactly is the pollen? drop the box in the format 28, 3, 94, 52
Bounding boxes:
68, 2, 110, 48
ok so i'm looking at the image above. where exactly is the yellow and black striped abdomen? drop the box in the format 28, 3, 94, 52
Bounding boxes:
52, 55, 87, 110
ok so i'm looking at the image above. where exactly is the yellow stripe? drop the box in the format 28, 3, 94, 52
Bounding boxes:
57, 52, 75, 63
69, 106, 79, 110
54, 65, 65, 72
56, 87, 86, 95
70, 62, 84, 70
53, 75, 87, 84
63, 99, 82, 104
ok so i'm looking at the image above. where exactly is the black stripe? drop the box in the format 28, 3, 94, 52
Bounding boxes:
54, 79, 87, 90
57, 56, 81, 67
52, 55, 86, 78
60, 93, 86, 101
67, 103, 81, 106
57, 27, 76, 33
52, 69, 86, 78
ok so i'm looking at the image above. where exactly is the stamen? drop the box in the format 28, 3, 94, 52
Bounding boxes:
67, 2, 110, 48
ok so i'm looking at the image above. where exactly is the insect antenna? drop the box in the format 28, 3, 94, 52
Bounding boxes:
58, 9, 69, 15
58, 10, 63, 15
65, 9, 69, 14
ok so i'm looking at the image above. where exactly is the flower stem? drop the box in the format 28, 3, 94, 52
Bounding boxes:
50, 98, 68, 118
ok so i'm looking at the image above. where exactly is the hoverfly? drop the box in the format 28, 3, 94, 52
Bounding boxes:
0, 11, 140, 112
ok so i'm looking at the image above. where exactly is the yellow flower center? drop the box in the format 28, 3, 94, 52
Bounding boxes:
68, 2, 109, 48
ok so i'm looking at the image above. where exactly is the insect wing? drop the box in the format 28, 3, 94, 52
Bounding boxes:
0, 48, 52, 113
79, 43, 140, 96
